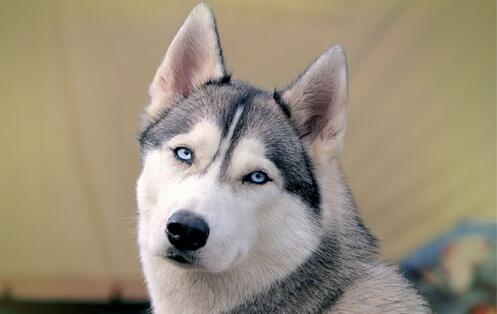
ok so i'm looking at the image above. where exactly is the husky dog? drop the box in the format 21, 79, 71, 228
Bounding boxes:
136, 3, 428, 313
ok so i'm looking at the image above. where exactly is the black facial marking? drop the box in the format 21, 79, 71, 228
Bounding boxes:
218, 91, 252, 138
218, 93, 259, 179
219, 103, 246, 179
204, 74, 232, 86
232, 90, 321, 214
272, 90, 291, 118
266, 143, 321, 215
138, 80, 321, 215
138, 108, 171, 148
138, 96, 200, 152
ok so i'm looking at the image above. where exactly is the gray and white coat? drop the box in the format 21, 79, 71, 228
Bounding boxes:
136, 3, 429, 314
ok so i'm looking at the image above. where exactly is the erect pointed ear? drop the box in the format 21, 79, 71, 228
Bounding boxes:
280, 45, 348, 159
146, 3, 227, 120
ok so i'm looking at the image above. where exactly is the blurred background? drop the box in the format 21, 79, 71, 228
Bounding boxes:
0, 0, 495, 313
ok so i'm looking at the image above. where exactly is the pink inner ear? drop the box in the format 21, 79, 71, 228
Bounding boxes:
171, 27, 206, 97
172, 55, 199, 97
147, 5, 226, 120
295, 77, 337, 138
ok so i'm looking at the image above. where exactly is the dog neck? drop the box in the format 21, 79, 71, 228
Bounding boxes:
224, 232, 357, 313
142, 228, 370, 314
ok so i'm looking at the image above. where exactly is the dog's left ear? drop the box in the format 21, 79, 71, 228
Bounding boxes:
146, 3, 226, 120
280, 45, 348, 160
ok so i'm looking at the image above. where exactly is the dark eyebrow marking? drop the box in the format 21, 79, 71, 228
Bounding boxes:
266, 147, 321, 216
219, 103, 248, 180
137, 107, 172, 147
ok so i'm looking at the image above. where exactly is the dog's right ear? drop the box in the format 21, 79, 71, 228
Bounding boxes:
280, 45, 348, 160
146, 3, 226, 121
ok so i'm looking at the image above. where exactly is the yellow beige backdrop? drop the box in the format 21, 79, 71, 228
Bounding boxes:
0, 0, 495, 300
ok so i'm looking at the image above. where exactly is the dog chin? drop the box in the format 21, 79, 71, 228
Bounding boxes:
153, 247, 216, 272
148, 242, 247, 273
163, 247, 195, 265
170, 252, 240, 273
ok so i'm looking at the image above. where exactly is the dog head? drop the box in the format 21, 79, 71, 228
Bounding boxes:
137, 3, 348, 273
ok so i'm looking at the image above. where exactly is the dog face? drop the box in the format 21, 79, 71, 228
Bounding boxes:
137, 3, 348, 273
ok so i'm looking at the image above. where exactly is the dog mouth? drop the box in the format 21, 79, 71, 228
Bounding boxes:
165, 247, 196, 266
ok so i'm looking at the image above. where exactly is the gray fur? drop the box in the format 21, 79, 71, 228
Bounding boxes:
138, 82, 429, 314
225, 171, 427, 313
139, 80, 321, 213
137, 3, 429, 313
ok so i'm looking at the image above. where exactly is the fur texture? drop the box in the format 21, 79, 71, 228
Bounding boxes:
136, 3, 429, 313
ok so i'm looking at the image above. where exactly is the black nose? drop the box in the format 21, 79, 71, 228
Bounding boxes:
166, 210, 210, 251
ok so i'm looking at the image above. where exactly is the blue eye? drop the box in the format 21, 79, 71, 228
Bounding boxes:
174, 147, 193, 163
244, 171, 271, 185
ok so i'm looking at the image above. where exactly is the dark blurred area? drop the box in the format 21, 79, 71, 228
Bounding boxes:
0, 300, 148, 314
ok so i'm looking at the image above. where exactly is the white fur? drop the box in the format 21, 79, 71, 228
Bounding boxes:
137, 3, 427, 313
137, 128, 320, 312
